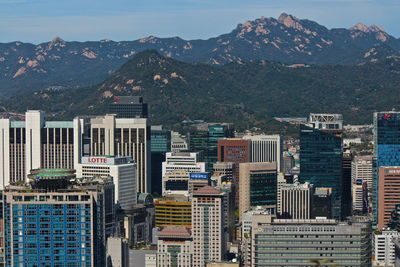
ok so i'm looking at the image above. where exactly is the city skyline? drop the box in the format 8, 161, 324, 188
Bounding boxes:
0, 0, 399, 43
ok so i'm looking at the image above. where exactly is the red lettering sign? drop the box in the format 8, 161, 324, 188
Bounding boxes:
87, 158, 107, 164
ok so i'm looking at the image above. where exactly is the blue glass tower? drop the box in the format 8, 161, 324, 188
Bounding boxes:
300, 114, 343, 219
3, 170, 109, 267
373, 111, 400, 225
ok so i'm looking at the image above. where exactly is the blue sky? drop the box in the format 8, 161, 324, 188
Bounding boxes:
0, 0, 399, 43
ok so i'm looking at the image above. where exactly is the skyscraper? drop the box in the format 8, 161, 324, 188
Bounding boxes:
155, 194, 192, 229
242, 135, 282, 171
192, 186, 226, 267
89, 114, 151, 193
238, 162, 277, 221
151, 126, 172, 195
0, 110, 81, 189
108, 96, 148, 118
3, 170, 112, 266
352, 155, 373, 191
378, 167, 400, 230
300, 113, 343, 219
373, 111, 400, 225
188, 123, 234, 172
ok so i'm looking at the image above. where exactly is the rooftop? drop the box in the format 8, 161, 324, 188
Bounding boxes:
158, 226, 191, 239
193, 185, 222, 195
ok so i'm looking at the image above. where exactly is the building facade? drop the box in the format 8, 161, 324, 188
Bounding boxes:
156, 226, 193, 267
76, 155, 137, 210
192, 186, 225, 267
300, 114, 343, 219
243, 135, 282, 171
352, 155, 373, 191
252, 217, 372, 266
238, 162, 277, 221
374, 229, 399, 266
155, 195, 192, 229
378, 167, 400, 230
278, 182, 313, 219
108, 96, 148, 118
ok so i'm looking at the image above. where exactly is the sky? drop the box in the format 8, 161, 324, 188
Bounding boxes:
0, 0, 399, 44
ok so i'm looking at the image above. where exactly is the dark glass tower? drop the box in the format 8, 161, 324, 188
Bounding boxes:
373, 111, 400, 225
108, 96, 148, 118
300, 114, 343, 219
188, 123, 234, 172
150, 126, 171, 195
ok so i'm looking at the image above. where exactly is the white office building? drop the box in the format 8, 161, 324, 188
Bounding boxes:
76, 156, 137, 210
0, 110, 82, 189
243, 135, 282, 171
162, 152, 205, 177
374, 230, 400, 267
352, 155, 373, 191
278, 182, 313, 219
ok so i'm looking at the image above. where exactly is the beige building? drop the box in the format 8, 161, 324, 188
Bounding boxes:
278, 182, 313, 219
239, 162, 277, 222
157, 226, 193, 267
192, 186, 226, 267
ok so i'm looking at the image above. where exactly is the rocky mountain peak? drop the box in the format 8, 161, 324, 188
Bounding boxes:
349, 23, 386, 33
278, 13, 302, 29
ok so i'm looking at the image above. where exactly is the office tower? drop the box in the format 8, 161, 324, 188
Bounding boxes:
215, 183, 235, 242
162, 152, 206, 177
123, 202, 155, 246
300, 113, 343, 219
213, 162, 234, 183
238, 162, 277, 221
378, 167, 400, 230
342, 151, 353, 218
108, 96, 148, 118
0, 110, 81, 189
252, 216, 372, 267
192, 186, 226, 267
156, 226, 193, 267
374, 229, 399, 266
243, 134, 282, 171
171, 132, 188, 153
151, 126, 171, 195
106, 237, 129, 267
352, 179, 368, 213
278, 182, 313, 219
90, 114, 150, 193
155, 195, 192, 228
188, 172, 210, 196
188, 123, 234, 171
218, 138, 250, 204
311, 188, 332, 218
241, 209, 274, 267
3, 170, 112, 266
162, 170, 190, 196
76, 155, 137, 210
388, 204, 400, 231
352, 155, 373, 191
373, 111, 400, 225
276, 173, 286, 210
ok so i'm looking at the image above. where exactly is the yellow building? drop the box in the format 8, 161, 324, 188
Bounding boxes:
155, 195, 192, 228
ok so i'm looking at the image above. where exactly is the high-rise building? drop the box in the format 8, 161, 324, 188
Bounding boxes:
238, 162, 277, 221
252, 216, 372, 267
311, 187, 332, 219
352, 155, 373, 191
76, 155, 137, 210
0, 110, 81, 189
3, 170, 112, 266
162, 170, 190, 196
108, 96, 148, 118
243, 135, 282, 171
162, 152, 206, 177
374, 229, 399, 266
171, 132, 188, 153
282, 153, 295, 173
188, 123, 234, 171
156, 226, 193, 267
300, 113, 343, 219
342, 151, 353, 218
218, 138, 250, 204
213, 162, 235, 183
155, 195, 192, 229
352, 179, 368, 213
192, 186, 226, 267
89, 114, 150, 193
378, 167, 400, 230
373, 111, 400, 225
278, 182, 313, 219
151, 126, 171, 195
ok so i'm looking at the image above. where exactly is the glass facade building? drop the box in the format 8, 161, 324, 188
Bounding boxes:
373, 111, 400, 225
108, 96, 148, 118
188, 123, 234, 172
300, 124, 343, 219
250, 172, 277, 207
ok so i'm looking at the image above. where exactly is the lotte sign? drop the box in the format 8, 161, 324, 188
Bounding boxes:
87, 158, 107, 163
82, 157, 111, 165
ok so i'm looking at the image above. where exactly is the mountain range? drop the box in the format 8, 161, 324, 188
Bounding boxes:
3, 50, 400, 133
1, 13, 399, 94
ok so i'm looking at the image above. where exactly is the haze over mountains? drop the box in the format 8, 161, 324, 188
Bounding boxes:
1, 13, 399, 94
